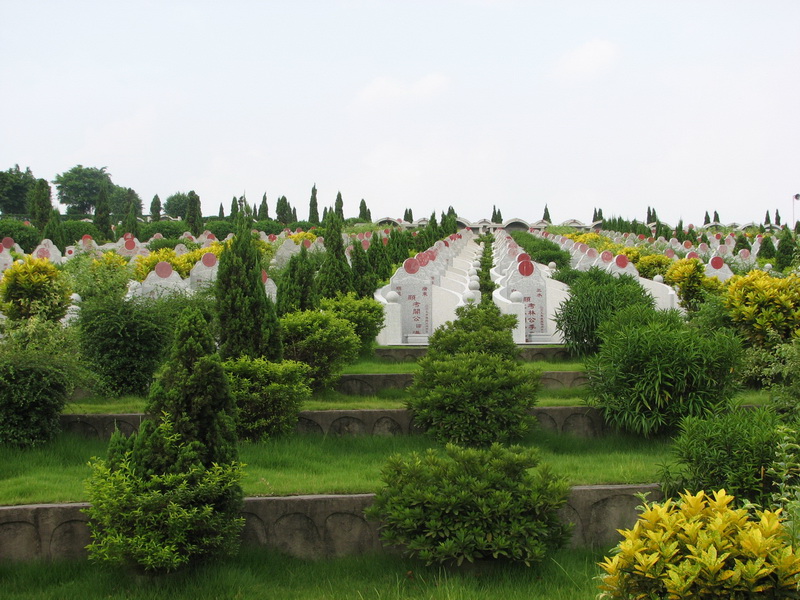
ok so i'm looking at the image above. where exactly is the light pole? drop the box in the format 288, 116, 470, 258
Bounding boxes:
794, 193, 800, 231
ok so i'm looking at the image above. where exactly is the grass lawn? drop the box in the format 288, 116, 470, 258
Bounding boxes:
341, 357, 586, 374
0, 429, 670, 506
0, 546, 607, 600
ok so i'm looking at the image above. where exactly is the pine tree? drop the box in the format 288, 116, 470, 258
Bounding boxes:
122, 201, 139, 238
229, 196, 239, 221
291, 207, 297, 222
334, 191, 344, 220
308, 185, 320, 225
703, 211, 710, 225
276, 196, 292, 224
592, 208, 598, 222
495, 207, 503, 223
150, 195, 162, 222
185, 190, 203, 236
41, 209, 67, 250
358, 199, 371, 222
775, 209, 781, 226
764, 210, 771, 226
94, 183, 114, 241
27, 178, 53, 231
258, 193, 269, 221
216, 202, 282, 360
322, 206, 329, 222
218, 203, 224, 219
713, 210, 720, 223
733, 233, 751, 254
775, 229, 796, 272
367, 235, 392, 280
403, 208, 414, 222
350, 241, 378, 298
758, 235, 776, 259
597, 208, 604, 221
316, 216, 353, 298
646, 207, 652, 224
543, 204, 551, 222
387, 228, 410, 264
276, 245, 318, 316
491, 205, 497, 222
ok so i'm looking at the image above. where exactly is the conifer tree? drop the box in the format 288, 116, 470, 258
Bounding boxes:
703, 211, 710, 225
592, 208, 598, 222
94, 183, 114, 241
229, 196, 239, 221
276, 245, 318, 316
216, 202, 282, 360
491, 205, 497, 222
258, 193, 269, 221
150, 194, 162, 221
218, 203, 224, 219
765, 210, 771, 226
358, 199, 371, 221
403, 208, 414, 222
543, 204, 551, 222
308, 184, 320, 225
184, 190, 203, 236
387, 228, 410, 264
758, 235, 776, 260
733, 232, 751, 254
292, 207, 297, 222
316, 215, 353, 298
322, 206, 329, 222
122, 201, 139, 238
334, 191, 344, 220
494, 207, 503, 223
41, 209, 67, 250
276, 195, 292, 224
713, 210, 720, 223
775, 228, 796, 272
367, 235, 392, 280
27, 178, 53, 231
350, 241, 378, 298
775, 209, 781, 226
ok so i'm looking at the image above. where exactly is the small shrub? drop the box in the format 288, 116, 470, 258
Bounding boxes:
138, 220, 190, 240
509, 231, 571, 270
554, 268, 655, 357
0, 256, 72, 321
63, 251, 132, 302
664, 257, 723, 312
367, 444, 570, 567
280, 309, 360, 390
0, 218, 39, 253
725, 270, 800, 348
597, 489, 800, 599
224, 357, 311, 441
425, 302, 519, 362
659, 409, 785, 506
636, 253, 673, 280
60, 220, 101, 246
586, 305, 742, 436
320, 293, 385, 355
408, 352, 538, 447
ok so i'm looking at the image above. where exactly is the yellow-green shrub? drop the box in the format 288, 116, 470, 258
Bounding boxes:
637, 254, 673, 280
0, 256, 72, 321
598, 489, 800, 599
133, 242, 225, 281
725, 270, 800, 347
665, 258, 723, 312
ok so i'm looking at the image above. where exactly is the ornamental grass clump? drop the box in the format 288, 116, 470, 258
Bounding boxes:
597, 489, 800, 599
367, 444, 570, 567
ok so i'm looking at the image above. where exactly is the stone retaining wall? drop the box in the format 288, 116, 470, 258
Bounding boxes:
61, 405, 606, 440
0, 484, 660, 563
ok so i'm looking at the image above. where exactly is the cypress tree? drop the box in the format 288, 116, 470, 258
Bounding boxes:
316, 216, 353, 298
758, 235, 776, 259
494, 207, 503, 224
765, 210, 771, 226
216, 202, 282, 360
387, 228, 410, 264
334, 191, 344, 220
322, 206, 329, 222
543, 204, 551, 222
258, 193, 269, 221
276, 245, 318, 316
491, 205, 497, 222
597, 208, 604, 221
218, 203, 224, 219
122, 201, 139, 238
350, 241, 378, 298
367, 235, 392, 280
292, 207, 297, 223
276, 196, 292, 224
229, 196, 239, 221
703, 211, 710, 225
308, 184, 320, 225
41, 209, 67, 250
27, 178, 53, 231
150, 194, 162, 222
775, 210, 781, 226
94, 183, 114, 241
713, 210, 720, 223
358, 199, 370, 221
185, 190, 203, 236
775, 229, 796, 272
733, 233, 751, 254
404, 208, 414, 222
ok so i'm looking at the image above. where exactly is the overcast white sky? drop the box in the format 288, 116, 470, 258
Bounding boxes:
2, 0, 799, 226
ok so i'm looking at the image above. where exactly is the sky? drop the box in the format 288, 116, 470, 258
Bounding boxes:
2, 0, 799, 227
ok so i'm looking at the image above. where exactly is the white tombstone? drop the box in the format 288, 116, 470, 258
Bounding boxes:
262, 269, 277, 302
130, 261, 190, 298
189, 252, 219, 290
0, 244, 14, 273
706, 256, 734, 282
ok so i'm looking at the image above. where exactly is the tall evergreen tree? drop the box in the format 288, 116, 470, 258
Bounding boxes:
334, 191, 344, 220
229, 196, 239, 221
291, 207, 297, 223
543, 204, 551, 223
275, 195, 292, 224
27, 178, 53, 231
775, 209, 781, 226
494, 207, 503, 223
358, 199, 370, 221
257, 193, 269, 221
93, 183, 114, 241
367, 236, 392, 280
308, 185, 320, 225
150, 194, 162, 222
713, 210, 720, 223
491, 205, 497, 222
218, 203, 224, 219
775, 228, 796, 272
316, 216, 353, 298
403, 208, 414, 222
122, 201, 139, 238
386, 228, 410, 264
592, 208, 598, 222
276, 245, 318, 316
41, 209, 67, 250
350, 241, 378, 298
703, 211, 710, 225
216, 202, 282, 360
765, 210, 771, 226
758, 235, 776, 259
185, 190, 203, 236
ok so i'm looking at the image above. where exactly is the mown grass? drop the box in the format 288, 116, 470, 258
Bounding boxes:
341, 357, 585, 374
0, 545, 607, 600
0, 429, 670, 506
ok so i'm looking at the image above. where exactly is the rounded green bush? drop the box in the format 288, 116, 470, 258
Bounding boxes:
0, 256, 72, 322
320, 293, 385, 355
367, 444, 571, 566
0, 218, 39, 253
280, 309, 360, 390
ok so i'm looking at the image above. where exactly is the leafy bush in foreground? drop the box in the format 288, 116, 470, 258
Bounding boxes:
367, 444, 570, 567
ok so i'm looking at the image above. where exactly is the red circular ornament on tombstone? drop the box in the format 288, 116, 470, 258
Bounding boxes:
262, 269, 268, 283
154, 261, 173, 278
416, 252, 429, 266
303, 239, 312, 248
715, 233, 722, 240
201, 252, 217, 267
403, 258, 420, 274
2, 237, 13, 249
185, 235, 194, 242
123, 232, 133, 240
638, 234, 645, 240
384, 228, 390, 234
357, 233, 365, 240
710, 256, 724, 270
615, 254, 629, 268
296, 228, 303, 234
665, 249, 675, 258
587, 248, 598, 258
687, 251, 699, 259
366, 231, 372, 238
517, 253, 531, 262
125, 239, 136, 251
518, 260, 534, 276
382, 237, 389, 246
153, 232, 163, 239
739, 249, 750, 259
268, 234, 277, 242
36, 247, 51, 259
601, 250, 613, 262
207, 233, 216, 240
648, 237, 655, 243
683, 240, 693, 249
361, 239, 370, 250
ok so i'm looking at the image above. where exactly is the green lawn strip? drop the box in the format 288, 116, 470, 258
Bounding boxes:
341, 358, 585, 374
0, 431, 669, 505
0, 545, 606, 600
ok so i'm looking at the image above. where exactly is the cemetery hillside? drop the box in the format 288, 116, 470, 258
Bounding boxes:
3, 183, 800, 599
